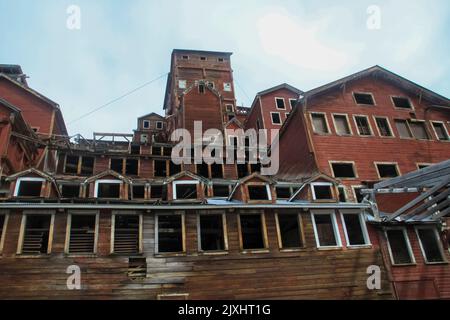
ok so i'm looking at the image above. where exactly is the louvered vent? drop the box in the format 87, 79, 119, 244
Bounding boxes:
114, 215, 140, 254
22, 215, 51, 254
69, 215, 96, 254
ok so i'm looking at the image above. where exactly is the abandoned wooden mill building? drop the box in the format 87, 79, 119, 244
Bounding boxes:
0, 50, 448, 299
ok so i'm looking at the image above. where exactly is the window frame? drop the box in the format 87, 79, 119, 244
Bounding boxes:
339, 210, 371, 248
64, 155, 95, 175
311, 210, 342, 249
310, 112, 330, 135
409, 119, 431, 140
110, 211, 143, 255
310, 182, 335, 201
247, 184, 272, 201
173, 180, 199, 200
352, 114, 374, 136
374, 162, 401, 179
430, 121, 450, 141
0, 212, 9, 255
351, 185, 367, 203
94, 179, 122, 198
17, 211, 55, 256
143, 120, 150, 129
274, 212, 305, 250
329, 161, 358, 179
416, 163, 433, 170
155, 121, 164, 130
270, 112, 282, 125
288, 98, 297, 109
352, 92, 376, 106
414, 225, 447, 264
13, 177, 45, 197
237, 213, 269, 253
274, 97, 286, 110
373, 116, 395, 138
225, 104, 234, 113
64, 211, 100, 256
390, 95, 414, 111
331, 113, 353, 136
197, 212, 228, 253
223, 82, 232, 92
385, 227, 416, 266
154, 212, 186, 255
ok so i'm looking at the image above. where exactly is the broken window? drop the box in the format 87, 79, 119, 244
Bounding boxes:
375, 117, 393, 137
174, 183, 197, 200
65, 155, 79, 174
353, 187, 365, 203
113, 215, 140, 255
275, 98, 286, 109
395, 119, 413, 138
432, 122, 449, 140
386, 229, 414, 265
96, 181, 121, 198
61, 184, 80, 198
21, 215, 51, 255
312, 183, 333, 200
376, 163, 399, 178
126, 159, 139, 175
416, 227, 445, 263
68, 214, 97, 254
210, 163, 223, 178
128, 257, 146, 279
338, 186, 347, 202
169, 161, 181, 176
132, 185, 145, 199
240, 214, 265, 250
312, 212, 339, 247
311, 113, 329, 134
154, 160, 167, 177
277, 213, 302, 248
353, 92, 375, 105
276, 186, 292, 199
410, 121, 430, 140
157, 215, 183, 253
143, 120, 150, 129
271, 112, 281, 125
150, 184, 164, 199
199, 214, 225, 251
247, 185, 270, 201
212, 184, 229, 197
110, 158, 123, 173
341, 212, 368, 246
333, 115, 351, 135
331, 163, 356, 178
354, 116, 372, 135
196, 163, 209, 178
392, 96, 412, 109
237, 163, 250, 178
15, 179, 43, 197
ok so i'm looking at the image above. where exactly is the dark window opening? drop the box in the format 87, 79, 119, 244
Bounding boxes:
128, 257, 146, 279
375, 118, 392, 137
199, 215, 225, 251
169, 161, 181, 176
386, 229, 413, 264
196, 163, 209, 178
65, 155, 79, 174
432, 122, 449, 140
157, 215, 183, 253
69, 215, 96, 254
418, 164, 430, 170
218, 57, 224, 62
17, 180, 43, 197
275, 98, 285, 109
210, 163, 223, 178
163, 147, 172, 156
154, 160, 167, 177
338, 187, 347, 202
97, 183, 121, 198
152, 146, 162, 155
314, 214, 337, 247
342, 213, 366, 245
133, 185, 145, 199
126, 159, 139, 175
417, 228, 444, 263
22, 215, 51, 254
276, 187, 292, 199
114, 215, 140, 255
271, 113, 281, 124
0, 215, 4, 236
289, 99, 297, 108
182, 55, 189, 60
354, 93, 375, 105
392, 97, 412, 109
377, 164, 399, 178
248, 185, 269, 200
237, 163, 250, 178
150, 185, 164, 199
212, 185, 229, 197
278, 214, 302, 248
200, 56, 207, 61
355, 116, 372, 135
353, 187, 365, 203
110, 158, 123, 173
311, 114, 329, 134
175, 184, 197, 200
61, 184, 80, 198
131, 145, 141, 155
250, 163, 261, 173
240, 214, 265, 250
199, 83, 205, 94
80, 157, 94, 175
331, 163, 356, 178
313, 185, 333, 200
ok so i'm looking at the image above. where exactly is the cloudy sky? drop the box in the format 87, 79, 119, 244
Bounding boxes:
0, 0, 449, 137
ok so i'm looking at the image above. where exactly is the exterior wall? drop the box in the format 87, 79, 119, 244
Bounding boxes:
0, 208, 393, 299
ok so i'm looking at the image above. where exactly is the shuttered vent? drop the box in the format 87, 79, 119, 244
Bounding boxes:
114, 215, 140, 254
69, 215, 96, 254
128, 257, 146, 279
22, 215, 51, 254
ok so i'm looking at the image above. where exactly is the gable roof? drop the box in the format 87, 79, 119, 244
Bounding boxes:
7, 167, 54, 182
165, 170, 208, 184
224, 116, 244, 129
257, 83, 303, 96
137, 112, 165, 120
84, 170, 132, 184
227, 172, 275, 200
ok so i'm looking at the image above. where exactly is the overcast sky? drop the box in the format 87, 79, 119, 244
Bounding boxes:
0, 0, 449, 137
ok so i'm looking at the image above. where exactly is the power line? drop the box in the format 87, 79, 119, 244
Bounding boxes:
235, 78, 252, 106
68, 72, 168, 125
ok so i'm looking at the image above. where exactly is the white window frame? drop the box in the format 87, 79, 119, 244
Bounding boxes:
110, 211, 143, 254
225, 104, 234, 112
0, 211, 9, 254
337, 185, 348, 202
311, 210, 342, 249
94, 179, 122, 198
310, 182, 334, 201
142, 120, 150, 129
340, 210, 371, 247
270, 112, 282, 125
13, 177, 45, 197
156, 121, 163, 130
332, 113, 353, 136
353, 91, 376, 106
247, 184, 272, 201
223, 82, 232, 92
17, 211, 55, 255
390, 95, 414, 111
430, 121, 450, 141
385, 227, 416, 266
373, 116, 395, 138
155, 212, 186, 254
374, 162, 401, 179
310, 112, 330, 135
65, 211, 100, 255
416, 163, 432, 170
288, 98, 297, 109
173, 180, 199, 200
414, 225, 447, 264
178, 80, 187, 89
197, 212, 228, 253
274, 97, 286, 110
353, 114, 374, 136
351, 185, 367, 203
285, 112, 290, 119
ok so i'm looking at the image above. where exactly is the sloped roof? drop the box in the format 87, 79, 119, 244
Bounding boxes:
257, 83, 303, 96
137, 112, 165, 120
84, 170, 132, 184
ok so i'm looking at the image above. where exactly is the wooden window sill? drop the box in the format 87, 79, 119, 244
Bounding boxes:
241, 249, 270, 254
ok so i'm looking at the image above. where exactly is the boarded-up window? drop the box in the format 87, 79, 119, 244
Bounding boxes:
275, 98, 286, 109
16, 179, 43, 197
354, 116, 372, 135
311, 113, 329, 134
154, 160, 167, 177
386, 229, 413, 265
21, 215, 51, 254
333, 115, 351, 135
312, 213, 338, 247
240, 214, 265, 250
342, 213, 368, 246
375, 117, 393, 137
212, 184, 229, 197
69, 215, 96, 254
199, 214, 225, 251
331, 163, 356, 178
395, 120, 413, 138
277, 214, 302, 248
61, 184, 80, 198
174, 183, 197, 200
248, 185, 270, 200
376, 164, 399, 178
157, 215, 183, 253
114, 215, 140, 255
416, 228, 444, 263
392, 96, 412, 109
354, 93, 375, 105
128, 257, 146, 279
432, 122, 449, 140
410, 121, 429, 140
